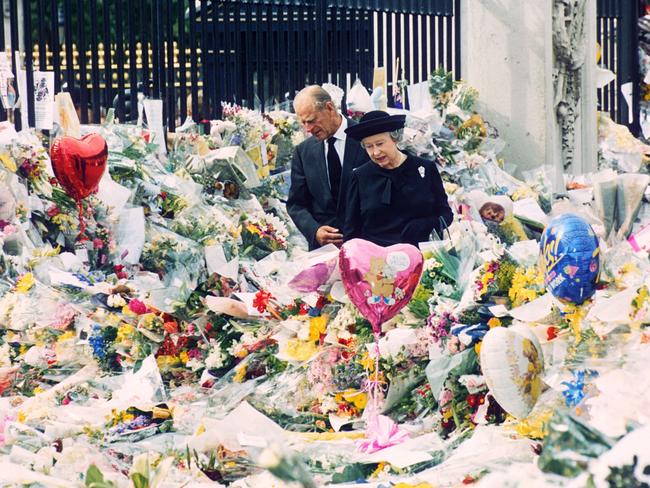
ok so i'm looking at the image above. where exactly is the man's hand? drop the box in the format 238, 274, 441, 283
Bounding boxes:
315, 225, 343, 247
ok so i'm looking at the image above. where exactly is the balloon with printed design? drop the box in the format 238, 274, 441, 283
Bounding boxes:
339, 239, 423, 335
480, 324, 544, 419
539, 213, 600, 305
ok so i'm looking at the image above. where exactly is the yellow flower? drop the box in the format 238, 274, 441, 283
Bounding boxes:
487, 317, 501, 329
156, 355, 181, 370
17, 411, 26, 423
233, 364, 248, 383
33, 386, 44, 394
116, 323, 135, 344
246, 223, 262, 236
0, 152, 16, 172
459, 113, 487, 137
282, 339, 318, 362
15, 273, 35, 293
234, 348, 249, 359
474, 342, 481, 355
335, 389, 368, 410
51, 213, 78, 232
509, 266, 544, 307
564, 304, 587, 343
371, 462, 390, 478
308, 315, 328, 341
358, 351, 375, 372
57, 331, 75, 342
121, 305, 135, 316
179, 351, 189, 364
513, 410, 553, 439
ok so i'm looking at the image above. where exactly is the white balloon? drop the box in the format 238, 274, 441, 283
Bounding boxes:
480, 324, 544, 419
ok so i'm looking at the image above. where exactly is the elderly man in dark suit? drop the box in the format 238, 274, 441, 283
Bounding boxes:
287, 86, 367, 250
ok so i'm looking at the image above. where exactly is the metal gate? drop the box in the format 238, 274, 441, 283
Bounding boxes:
0, 0, 460, 130
597, 0, 641, 134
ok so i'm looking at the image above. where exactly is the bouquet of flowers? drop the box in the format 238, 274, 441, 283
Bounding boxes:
221, 103, 277, 152
508, 265, 546, 307
4, 133, 53, 198
140, 225, 205, 290
169, 208, 233, 248
266, 110, 304, 170
474, 256, 517, 303
239, 211, 289, 260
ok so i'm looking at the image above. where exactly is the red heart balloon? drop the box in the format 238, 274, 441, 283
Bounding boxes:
50, 134, 108, 201
339, 239, 423, 335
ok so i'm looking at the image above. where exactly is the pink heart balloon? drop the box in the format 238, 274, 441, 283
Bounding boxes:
339, 239, 424, 334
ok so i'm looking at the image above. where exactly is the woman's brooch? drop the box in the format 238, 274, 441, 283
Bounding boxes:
418, 166, 425, 178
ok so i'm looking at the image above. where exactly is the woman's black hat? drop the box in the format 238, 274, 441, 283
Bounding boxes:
345, 110, 406, 141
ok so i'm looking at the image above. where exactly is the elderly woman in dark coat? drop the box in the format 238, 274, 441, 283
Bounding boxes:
342, 111, 453, 247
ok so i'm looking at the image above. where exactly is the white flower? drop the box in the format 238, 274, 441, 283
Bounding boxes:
185, 358, 203, 372
23, 346, 54, 368
0, 292, 18, 323
297, 321, 311, 341
205, 344, 226, 370
107, 293, 126, 308
320, 396, 338, 413
0, 343, 11, 367
465, 153, 486, 169
228, 331, 257, 356
458, 374, 487, 394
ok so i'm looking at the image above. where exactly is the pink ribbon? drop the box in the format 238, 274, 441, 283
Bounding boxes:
358, 413, 410, 453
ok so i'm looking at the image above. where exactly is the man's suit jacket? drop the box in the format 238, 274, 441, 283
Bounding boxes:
287, 122, 368, 250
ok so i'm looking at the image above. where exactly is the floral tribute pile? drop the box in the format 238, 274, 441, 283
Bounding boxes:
0, 72, 649, 488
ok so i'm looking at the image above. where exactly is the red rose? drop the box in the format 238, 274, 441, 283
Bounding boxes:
546, 326, 558, 341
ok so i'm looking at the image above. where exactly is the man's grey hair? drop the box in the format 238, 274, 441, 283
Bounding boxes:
294, 85, 332, 111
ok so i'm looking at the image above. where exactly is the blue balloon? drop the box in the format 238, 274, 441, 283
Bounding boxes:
539, 213, 600, 305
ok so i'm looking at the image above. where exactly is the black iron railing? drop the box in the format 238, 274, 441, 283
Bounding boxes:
597, 0, 641, 134
0, 0, 460, 131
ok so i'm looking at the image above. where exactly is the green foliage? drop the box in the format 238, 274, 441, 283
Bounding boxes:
330, 463, 378, 483
85, 465, 117, 488
131, 473, 149, 488
428, 68, 456, 103
538, 412, 613, 478
604, 455, 650, 488
494, 257, 517, 296
408, 296, 431, 320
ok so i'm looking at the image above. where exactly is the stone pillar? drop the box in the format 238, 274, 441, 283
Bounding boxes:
460, 0, 597, 192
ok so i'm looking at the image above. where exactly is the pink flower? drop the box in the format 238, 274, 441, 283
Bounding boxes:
1, 224, 16, 235
50, 303, 77, 330
46, 205, 60, 217
187, 348, 202, 359
113, 264, 128, 280
0, 414, 14, 446
92, 238, 104, 249
439, 388, 453, 407
128, 299, 148, 315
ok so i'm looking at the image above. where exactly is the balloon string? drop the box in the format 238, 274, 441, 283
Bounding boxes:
373, 332, 380, 413
361, 331, 385, 419
77, 200, 87, 241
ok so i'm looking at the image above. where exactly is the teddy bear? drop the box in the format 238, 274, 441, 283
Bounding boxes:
363, 257, 396, 305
